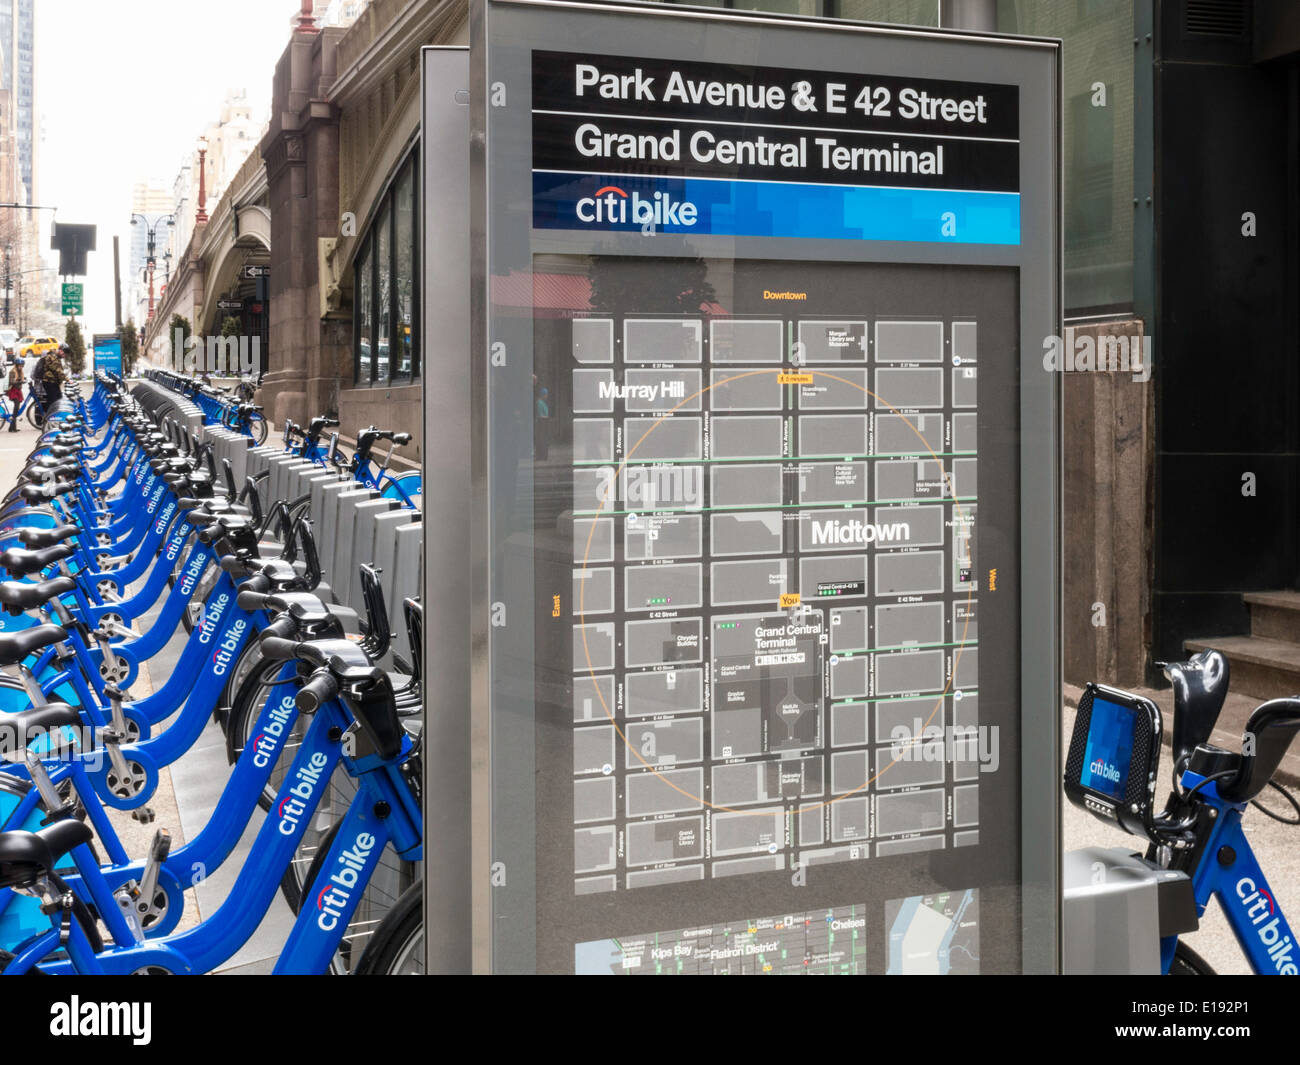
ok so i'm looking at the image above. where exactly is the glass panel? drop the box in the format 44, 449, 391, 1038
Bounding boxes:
730, 0, 821, 14
356, 237, 373, 385
834, 0, 939, 26
997, 0, 1134, 310
375, 198, 392, 384
480, 6, 1061, 972
395, 160, 415, 380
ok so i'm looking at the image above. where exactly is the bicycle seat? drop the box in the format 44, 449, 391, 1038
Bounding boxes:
17, 481, 76, 505
0, 624, 66, 667
1219, 698, 1300, 803
1160, 650, 1231, 770
24, 458, 78, 475
0, 820, 93, 890
0, 702, 81, 757
0, 576, 76, 616
0, 543, 75, 578
16, 524, 79, 549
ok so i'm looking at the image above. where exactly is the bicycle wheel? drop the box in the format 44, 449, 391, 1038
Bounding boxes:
225, 653, 419, 956
25, 402, 44, 429
381, 471, 422, 508
354, 881, 423, 975
224, 653, 304, 811
248, 413, 268, 446
1169, 941, 1215, 975
294, 820, 420, 973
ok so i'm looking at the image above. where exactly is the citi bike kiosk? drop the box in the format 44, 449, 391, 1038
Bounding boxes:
439, 0, 1063, 973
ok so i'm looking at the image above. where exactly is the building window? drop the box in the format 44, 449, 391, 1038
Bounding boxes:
375, 199, 392, 385
355, 235, 373, 384
352, 148, 420, 386
394, 161, 416, 380
997, 0, 1135, 313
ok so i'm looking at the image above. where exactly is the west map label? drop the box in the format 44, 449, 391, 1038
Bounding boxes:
531, 50, 1021, 244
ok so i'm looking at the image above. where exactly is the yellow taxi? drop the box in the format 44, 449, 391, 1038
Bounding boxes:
16, 335, 58, 360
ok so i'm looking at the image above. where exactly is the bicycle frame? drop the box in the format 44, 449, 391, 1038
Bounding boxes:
0, 666, 301, 945
5, 695, 421, 975
1161, 770, 1299, 975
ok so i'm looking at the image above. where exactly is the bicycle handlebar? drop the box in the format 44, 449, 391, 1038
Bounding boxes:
296, 670, 340, 713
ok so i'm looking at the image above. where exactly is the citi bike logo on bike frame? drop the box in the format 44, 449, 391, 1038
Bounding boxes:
211, 617, 248, 677
152, 500, 176, 537
277, 750, 330, 836
144, 484, 165, 515
163, 526, 186, 563
1236, 877, 1297, 973
316, 831, 377, 931
196, 592, 229, 644
178, 554, 207, 599
252, 695, 295, 769
576, 184, 699, 229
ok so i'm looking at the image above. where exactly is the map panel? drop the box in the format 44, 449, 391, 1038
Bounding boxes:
568, 301, 981, 894
885, 889, 980, 974
576, 904, 869, 974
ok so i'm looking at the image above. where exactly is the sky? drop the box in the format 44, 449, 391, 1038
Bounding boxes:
35, 0, 307, 331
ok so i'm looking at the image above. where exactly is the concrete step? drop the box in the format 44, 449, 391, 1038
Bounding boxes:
1244, 590, 1300, 643
1184, 635, 1300, 704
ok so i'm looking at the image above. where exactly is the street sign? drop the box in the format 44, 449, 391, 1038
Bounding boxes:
239, 264, 270, 279
456, 1, 1063, 975
217, 299, 244, 311
61, 283, 83, 316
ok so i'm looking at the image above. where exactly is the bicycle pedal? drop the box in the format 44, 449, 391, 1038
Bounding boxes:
131, 806, 156, 824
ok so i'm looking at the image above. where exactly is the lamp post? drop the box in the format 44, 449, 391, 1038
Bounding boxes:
296, 0, 318, 34
195, 137, 209, 226
130, 212, 175, 322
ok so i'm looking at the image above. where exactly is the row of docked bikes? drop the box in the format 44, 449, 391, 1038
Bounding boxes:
0, 373, 423, 974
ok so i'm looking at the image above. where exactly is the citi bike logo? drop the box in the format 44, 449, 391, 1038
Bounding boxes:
1236, 877, 1297, 973
163, 528, 185, 563
252, 696, 295, 769
210, 618, 248, 677
315, 831, 377, 931
1089, 758, 1122, 783
277, 750, 330, 836
144, 484, 165, 515
196, 593, 229, 645
576, 185, 699, 228
153, 500, 176, 536
178, 554, 207, 599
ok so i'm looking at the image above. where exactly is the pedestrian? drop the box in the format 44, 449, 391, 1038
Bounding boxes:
34, 345, 67, 411
5, 356, 23, 432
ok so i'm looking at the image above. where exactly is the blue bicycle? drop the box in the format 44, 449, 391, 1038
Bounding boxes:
1066, 650, 1300, 974
0, 384, 51, 431
0, 373, 423, 973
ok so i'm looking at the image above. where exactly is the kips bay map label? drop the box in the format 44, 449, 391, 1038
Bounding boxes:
532, 51, 1021, 242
